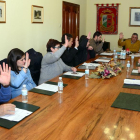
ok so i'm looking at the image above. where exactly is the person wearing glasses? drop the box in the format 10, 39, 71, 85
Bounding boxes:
7, 48, 36, 98
118, 32, 140, 52
0, 62, 16, 116
39, 36, 77, 84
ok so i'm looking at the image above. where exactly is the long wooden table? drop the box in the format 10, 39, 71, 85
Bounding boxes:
0, 55, 140, 140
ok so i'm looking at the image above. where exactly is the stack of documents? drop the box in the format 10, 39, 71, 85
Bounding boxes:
95, 59, 110, 63
35, 83, 58, 92
78, 62, 100, 69
124, 79, 140, 85
100, 52, 113, 56
132, 69, 138, 73
0, 108, 32, 122
130, 53, 140, 57
82, 62, 100, 67
63, 71, 85, 77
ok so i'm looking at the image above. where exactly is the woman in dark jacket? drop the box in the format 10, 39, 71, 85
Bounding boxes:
77, 32, 95, 65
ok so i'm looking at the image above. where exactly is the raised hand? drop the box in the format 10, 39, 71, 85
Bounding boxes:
87, 32, 91, 40
119, 32, 124, 39
24, 53, 30, 69
102, 36, 105, 42
75, 36, 79, 48
64, 35, 69, 48
0, 62, 11, 87
0, 104, 15, 116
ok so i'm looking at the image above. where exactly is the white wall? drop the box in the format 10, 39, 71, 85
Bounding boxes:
86, 0, 140, 51
0, 0, 86, 59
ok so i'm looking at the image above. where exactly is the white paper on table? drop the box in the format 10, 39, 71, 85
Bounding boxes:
0, 108, 32, 122
132, 70, 138, 73
124, 79, 140, 85
63, 71, 85, 77
82, 62, 100, 67
35, 83, 58, 92
130, 53, 140, 57
100, 52, 113, 56
95, 59, 110, 63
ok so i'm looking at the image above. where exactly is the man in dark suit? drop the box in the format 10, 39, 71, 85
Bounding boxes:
61, 33, 79, 67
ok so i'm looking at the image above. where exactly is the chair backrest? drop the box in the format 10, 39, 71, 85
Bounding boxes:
26, 48, 43, 85
102, 41, 110, 51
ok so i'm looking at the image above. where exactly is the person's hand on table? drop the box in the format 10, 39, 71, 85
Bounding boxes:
0, 104, 16, 116
71, 67, 77, 73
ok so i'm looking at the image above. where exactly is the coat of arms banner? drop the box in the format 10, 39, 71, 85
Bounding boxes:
96, 4, 119, 34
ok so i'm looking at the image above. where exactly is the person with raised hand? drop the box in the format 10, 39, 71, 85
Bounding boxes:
77, 32, 95, 65
118, 32, 140, 52
7, 48, 36, 98
0, 62, 16, 116
89, 31, 105, 54
39, 35, 77, 84
0, 62, 12, 102
61, 33, 79, 67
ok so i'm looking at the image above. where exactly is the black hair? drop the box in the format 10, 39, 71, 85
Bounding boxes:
132, 33, 138, 38
7, 48, 25, 74
93, 31, 102, 38
79, 35, 87, 44
61, 33, 73, 44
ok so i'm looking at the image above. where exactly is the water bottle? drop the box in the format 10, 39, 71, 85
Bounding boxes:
131, 54, 134, 63
85, 65, 89, 79
114, 53, 117, 62
113, 50, 116, 56
124, 50, 126, 59
127, 61, 130, 72
120, 50, 123, 59
58, 77, 63, 93
22, 85, 28, 103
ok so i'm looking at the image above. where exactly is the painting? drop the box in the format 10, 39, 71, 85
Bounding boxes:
129, 7, 140, 26
0, 1, 6, 23
31, 5, 44, 23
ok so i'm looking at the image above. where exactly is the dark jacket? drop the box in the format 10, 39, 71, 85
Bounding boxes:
77, 37, 95, 65
26, 48, 43, 85
61, 46, 79, 67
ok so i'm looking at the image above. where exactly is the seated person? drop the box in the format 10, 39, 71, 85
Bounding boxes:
61, 33, 79, 67
118, 32, 140, 52
7, 48, 36, 98
77, 32, 95, 65
39, 36, 77, 84
0, 62, 12, 103
89, 31, 105, 54
0, 63, 15, 116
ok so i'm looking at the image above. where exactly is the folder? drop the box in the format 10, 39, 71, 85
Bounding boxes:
78, 65, 95, 70
30, 81, 67, 95
0, 101, 40, 129
111, 92, 140, 112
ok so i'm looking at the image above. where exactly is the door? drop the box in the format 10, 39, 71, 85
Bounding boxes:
62, 1, 80, 41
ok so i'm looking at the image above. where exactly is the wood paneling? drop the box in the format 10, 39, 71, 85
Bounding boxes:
62, 1, 80, 41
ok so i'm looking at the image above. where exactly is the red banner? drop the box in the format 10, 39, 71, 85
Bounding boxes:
96, 4, 119, 34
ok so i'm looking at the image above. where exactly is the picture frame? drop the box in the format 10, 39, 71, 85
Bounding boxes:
129, 7, 140, 27
0, 1, 6, 23
31, 5, 44, 23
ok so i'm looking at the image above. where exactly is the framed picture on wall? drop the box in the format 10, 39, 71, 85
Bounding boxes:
31, 5, 44, 23
129, 7, 140, 26
0, 1, 6, 23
